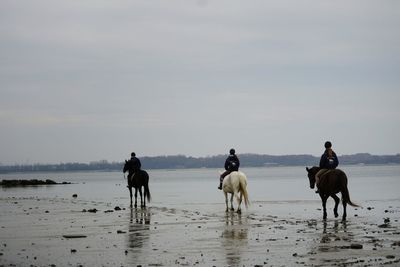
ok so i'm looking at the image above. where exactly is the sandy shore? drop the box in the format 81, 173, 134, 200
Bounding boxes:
1, 196, 400, 266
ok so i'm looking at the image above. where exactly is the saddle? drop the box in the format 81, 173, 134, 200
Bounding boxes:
317, 169, 334, 188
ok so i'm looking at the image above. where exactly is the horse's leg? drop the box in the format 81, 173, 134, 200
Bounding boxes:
237, 191, 242, 214
321, 194, 328, 220
129, 186, 133, 207
224, 192, 229, 212
139, 186, 145, 208
134, 188, 138, 208
331, 194, 340, 218
138, 187, 143, 207
230, 193, 234, 211
342, 198, 347, 221
143, 186, 146, 207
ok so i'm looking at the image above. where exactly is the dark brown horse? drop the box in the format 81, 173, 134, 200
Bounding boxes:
123, 165, 151, 208
306, 166, 359, 221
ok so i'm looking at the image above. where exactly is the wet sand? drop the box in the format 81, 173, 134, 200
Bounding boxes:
1, 195, 400, 267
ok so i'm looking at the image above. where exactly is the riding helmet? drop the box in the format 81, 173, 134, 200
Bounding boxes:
229, 148, 235, 155
324, 141, 332, 148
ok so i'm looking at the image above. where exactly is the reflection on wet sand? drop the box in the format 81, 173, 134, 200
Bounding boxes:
319, 220, 349, 247
126, 207, 151, 264
309, 220, 353, 266
221, 212, 249, 266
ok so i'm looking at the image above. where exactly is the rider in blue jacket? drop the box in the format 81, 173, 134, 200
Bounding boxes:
315, 141, 339, 193
218, 148, 240, 190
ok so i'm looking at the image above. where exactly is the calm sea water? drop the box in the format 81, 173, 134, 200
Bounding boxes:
1, 165, 399, 207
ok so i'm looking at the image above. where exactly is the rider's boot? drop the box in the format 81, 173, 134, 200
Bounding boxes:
218, 182, 222, 190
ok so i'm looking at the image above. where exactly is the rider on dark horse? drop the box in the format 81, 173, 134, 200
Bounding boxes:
218, 148, 240, 190
124, 152, 142, 187
315, 141, 339, 193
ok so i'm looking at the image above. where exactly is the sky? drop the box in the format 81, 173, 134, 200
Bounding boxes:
1, 1, 399, 164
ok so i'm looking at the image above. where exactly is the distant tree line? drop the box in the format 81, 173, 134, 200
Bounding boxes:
0, 153, 399, 173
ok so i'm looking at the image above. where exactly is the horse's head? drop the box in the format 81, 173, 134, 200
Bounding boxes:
123, 160, 128, 173
306, 166, 319, 189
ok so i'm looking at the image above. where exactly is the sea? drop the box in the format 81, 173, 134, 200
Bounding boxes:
1, 165, 399, 208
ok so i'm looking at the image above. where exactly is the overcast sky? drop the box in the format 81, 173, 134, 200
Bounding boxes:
1, 1, 399, 164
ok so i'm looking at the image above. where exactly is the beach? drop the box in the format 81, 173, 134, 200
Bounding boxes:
1, 166, 400, 266
1, 197, 399, 266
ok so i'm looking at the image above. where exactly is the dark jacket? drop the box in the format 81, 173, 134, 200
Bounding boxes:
225, 154, 240, 172
124, 156, 142, 176
319, 149, 339, 169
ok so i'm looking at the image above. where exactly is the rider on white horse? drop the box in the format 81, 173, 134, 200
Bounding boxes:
218, 148, 240, 190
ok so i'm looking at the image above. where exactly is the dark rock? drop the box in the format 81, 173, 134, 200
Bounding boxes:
350, 243, 363, 249
0, 179, 70, 187
70, 249, 77, 253
117, 230, 126, 234
87, 208, 97, 213
63, 235, 87, 239
386, 255, 395, 259
72, 194, 78, 198
114, 206, 121, 211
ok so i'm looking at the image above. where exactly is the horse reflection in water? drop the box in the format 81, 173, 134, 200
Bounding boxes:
308, 220, 352, 266
127, 208, 151, 250
221, 213, 249, 266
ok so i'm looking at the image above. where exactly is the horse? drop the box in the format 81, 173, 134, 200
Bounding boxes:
222, 171, 250, 213
306, 166, 359, 221
123, 164, 151, 208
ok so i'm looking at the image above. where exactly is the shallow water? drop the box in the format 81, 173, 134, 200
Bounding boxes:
1, 165, 399, 204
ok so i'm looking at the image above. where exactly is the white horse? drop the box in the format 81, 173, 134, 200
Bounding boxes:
222, 171, 250, 213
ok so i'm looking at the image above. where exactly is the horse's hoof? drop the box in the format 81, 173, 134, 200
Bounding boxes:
237, 210, 241, 214
334, 213, 339, 218
230, 208, 234, 211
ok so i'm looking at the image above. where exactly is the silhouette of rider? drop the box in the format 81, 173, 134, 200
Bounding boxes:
218, 148, 240, 190
315, 141, 339, 193
124, 152, 142, 186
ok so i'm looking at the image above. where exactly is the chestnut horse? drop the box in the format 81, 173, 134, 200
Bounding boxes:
306, 166, 359, 221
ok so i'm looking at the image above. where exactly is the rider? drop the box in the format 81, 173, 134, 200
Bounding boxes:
123, 152, 142, 187
218, 148, 240, 190
315, 141, 339, 193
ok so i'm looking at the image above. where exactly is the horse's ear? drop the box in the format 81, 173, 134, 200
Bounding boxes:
306, 167, 310, 172
125, 160, 128, 163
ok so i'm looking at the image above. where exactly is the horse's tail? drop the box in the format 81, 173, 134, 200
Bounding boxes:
144, 171, 151, 203
340, 172, 359, 207
239, 175, 250, 208
145, 183, 151, 203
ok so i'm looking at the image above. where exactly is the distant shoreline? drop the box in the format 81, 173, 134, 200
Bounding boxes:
1, 153, 399, 174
